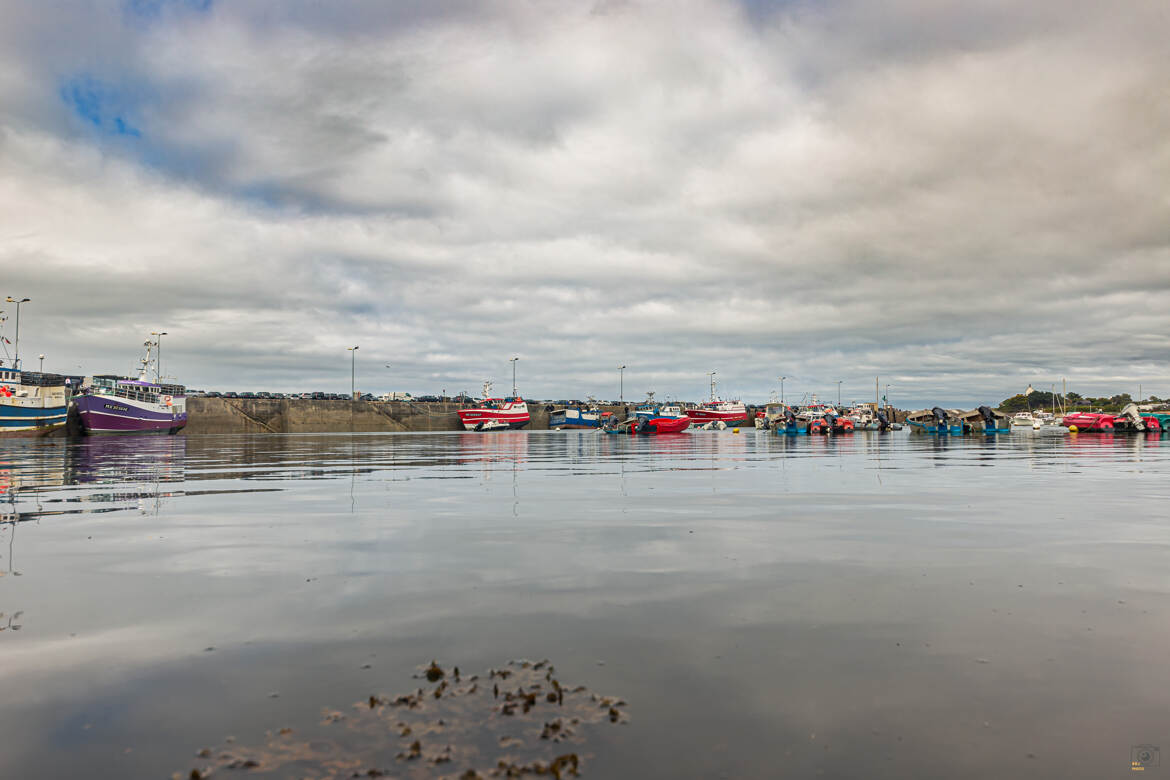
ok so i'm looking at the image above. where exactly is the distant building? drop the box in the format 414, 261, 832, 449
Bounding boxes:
1025, 384, 1035, 396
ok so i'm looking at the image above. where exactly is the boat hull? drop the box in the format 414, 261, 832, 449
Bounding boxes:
687, 409, 749, 426
1061, 413, 1114, 432
550, 408, 611, 429
457, 411, 530, 431
774, 423, 808, 435
606, 416, 692, 435
75, 394, 187, 435
907, 420, 965, 435
0, 400, 68, 437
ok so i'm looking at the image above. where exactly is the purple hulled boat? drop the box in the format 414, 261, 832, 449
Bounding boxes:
75, 340, 187, 435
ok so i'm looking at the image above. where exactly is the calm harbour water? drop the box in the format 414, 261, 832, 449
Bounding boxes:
1, 430, 1168, 778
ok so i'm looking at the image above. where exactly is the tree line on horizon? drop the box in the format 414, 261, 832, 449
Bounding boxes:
997, 390, 1164, 414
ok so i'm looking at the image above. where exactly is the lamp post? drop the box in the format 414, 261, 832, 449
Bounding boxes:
151, 331, 167, 382
619, 365, 626, 403
779, 376, 786, 406
836, 380, 843, 407
510, 356, 519, 397
38, 354, 44, 372
6, 297, 30, 370
348, 346, 359, 399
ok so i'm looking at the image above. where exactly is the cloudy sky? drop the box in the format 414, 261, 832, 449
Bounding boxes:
1, 0, 1168, 405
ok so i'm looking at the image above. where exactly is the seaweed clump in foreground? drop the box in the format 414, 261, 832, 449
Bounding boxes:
179, 659, 628, 779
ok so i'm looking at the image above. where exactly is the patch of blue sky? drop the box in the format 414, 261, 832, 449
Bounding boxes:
126, 0, 213, 19
60, 75, 144, 138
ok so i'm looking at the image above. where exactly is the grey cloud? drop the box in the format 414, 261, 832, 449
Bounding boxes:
0, 0, 1168, 405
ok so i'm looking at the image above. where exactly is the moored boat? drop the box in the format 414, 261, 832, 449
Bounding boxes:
687, 399, 749, 426
1061, 412, 1114, 432
457, 382, 530, 431
1110, 404, 1163, 433
772, 406, 808, 435
604, 413, 692, 435
964, 406, 1013, 434
686, 375, 748, 426
0, 367, 69, 437
1147, 412, 1170, 431
1010, 411, 1036, 428
549, 401, 612, 429
75, 340, 187, 435
632, 400, 689, 422
907, 407, 965, 435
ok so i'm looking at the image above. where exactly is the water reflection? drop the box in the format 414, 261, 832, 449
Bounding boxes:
0, 431, 1168, 779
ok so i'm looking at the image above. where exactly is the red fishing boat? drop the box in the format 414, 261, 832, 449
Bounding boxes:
457, 381, 530, 431
686, 374, 749, 425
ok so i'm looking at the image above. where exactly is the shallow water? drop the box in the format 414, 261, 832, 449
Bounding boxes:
1, 430, 1168, 778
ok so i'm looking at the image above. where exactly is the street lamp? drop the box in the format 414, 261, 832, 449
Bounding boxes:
618, 365, 626, 403
836, 380, 843, 407
151, 331, 167, 383
348, 346, 359, 399
5, 297, 30, 370
779, 376, 786, 406
38, 354, 45, 372
510, 356, 519, 397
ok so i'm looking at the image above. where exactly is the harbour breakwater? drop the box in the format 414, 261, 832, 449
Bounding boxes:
58, 398, 907, 435
181, 397, 581, 434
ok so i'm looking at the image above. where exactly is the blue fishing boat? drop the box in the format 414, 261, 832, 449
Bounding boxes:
549, 401, 612, 429
0, 367, 69, 437
906, 407, 965, 436
972, 406, 1012, 434
772, 406, 808, 435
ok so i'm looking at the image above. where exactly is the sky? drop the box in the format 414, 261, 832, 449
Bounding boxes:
1, 0, 1168, 406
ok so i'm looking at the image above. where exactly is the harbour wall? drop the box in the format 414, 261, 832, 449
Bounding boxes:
182, 397, 582, 434
75, 398, 906, 435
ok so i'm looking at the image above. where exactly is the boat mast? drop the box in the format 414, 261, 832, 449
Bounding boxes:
707, 372, 716, 402
137, 339, 155, 382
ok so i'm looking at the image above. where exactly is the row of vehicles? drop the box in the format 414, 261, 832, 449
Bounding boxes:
195, 391, 371, 401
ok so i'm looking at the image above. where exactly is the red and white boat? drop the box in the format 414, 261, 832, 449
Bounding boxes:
457, 381, 530, 431
686, 374, 749, 426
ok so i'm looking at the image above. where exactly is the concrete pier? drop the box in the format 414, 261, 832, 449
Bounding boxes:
63, 398, 900, 435
182, 397, 589, 434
